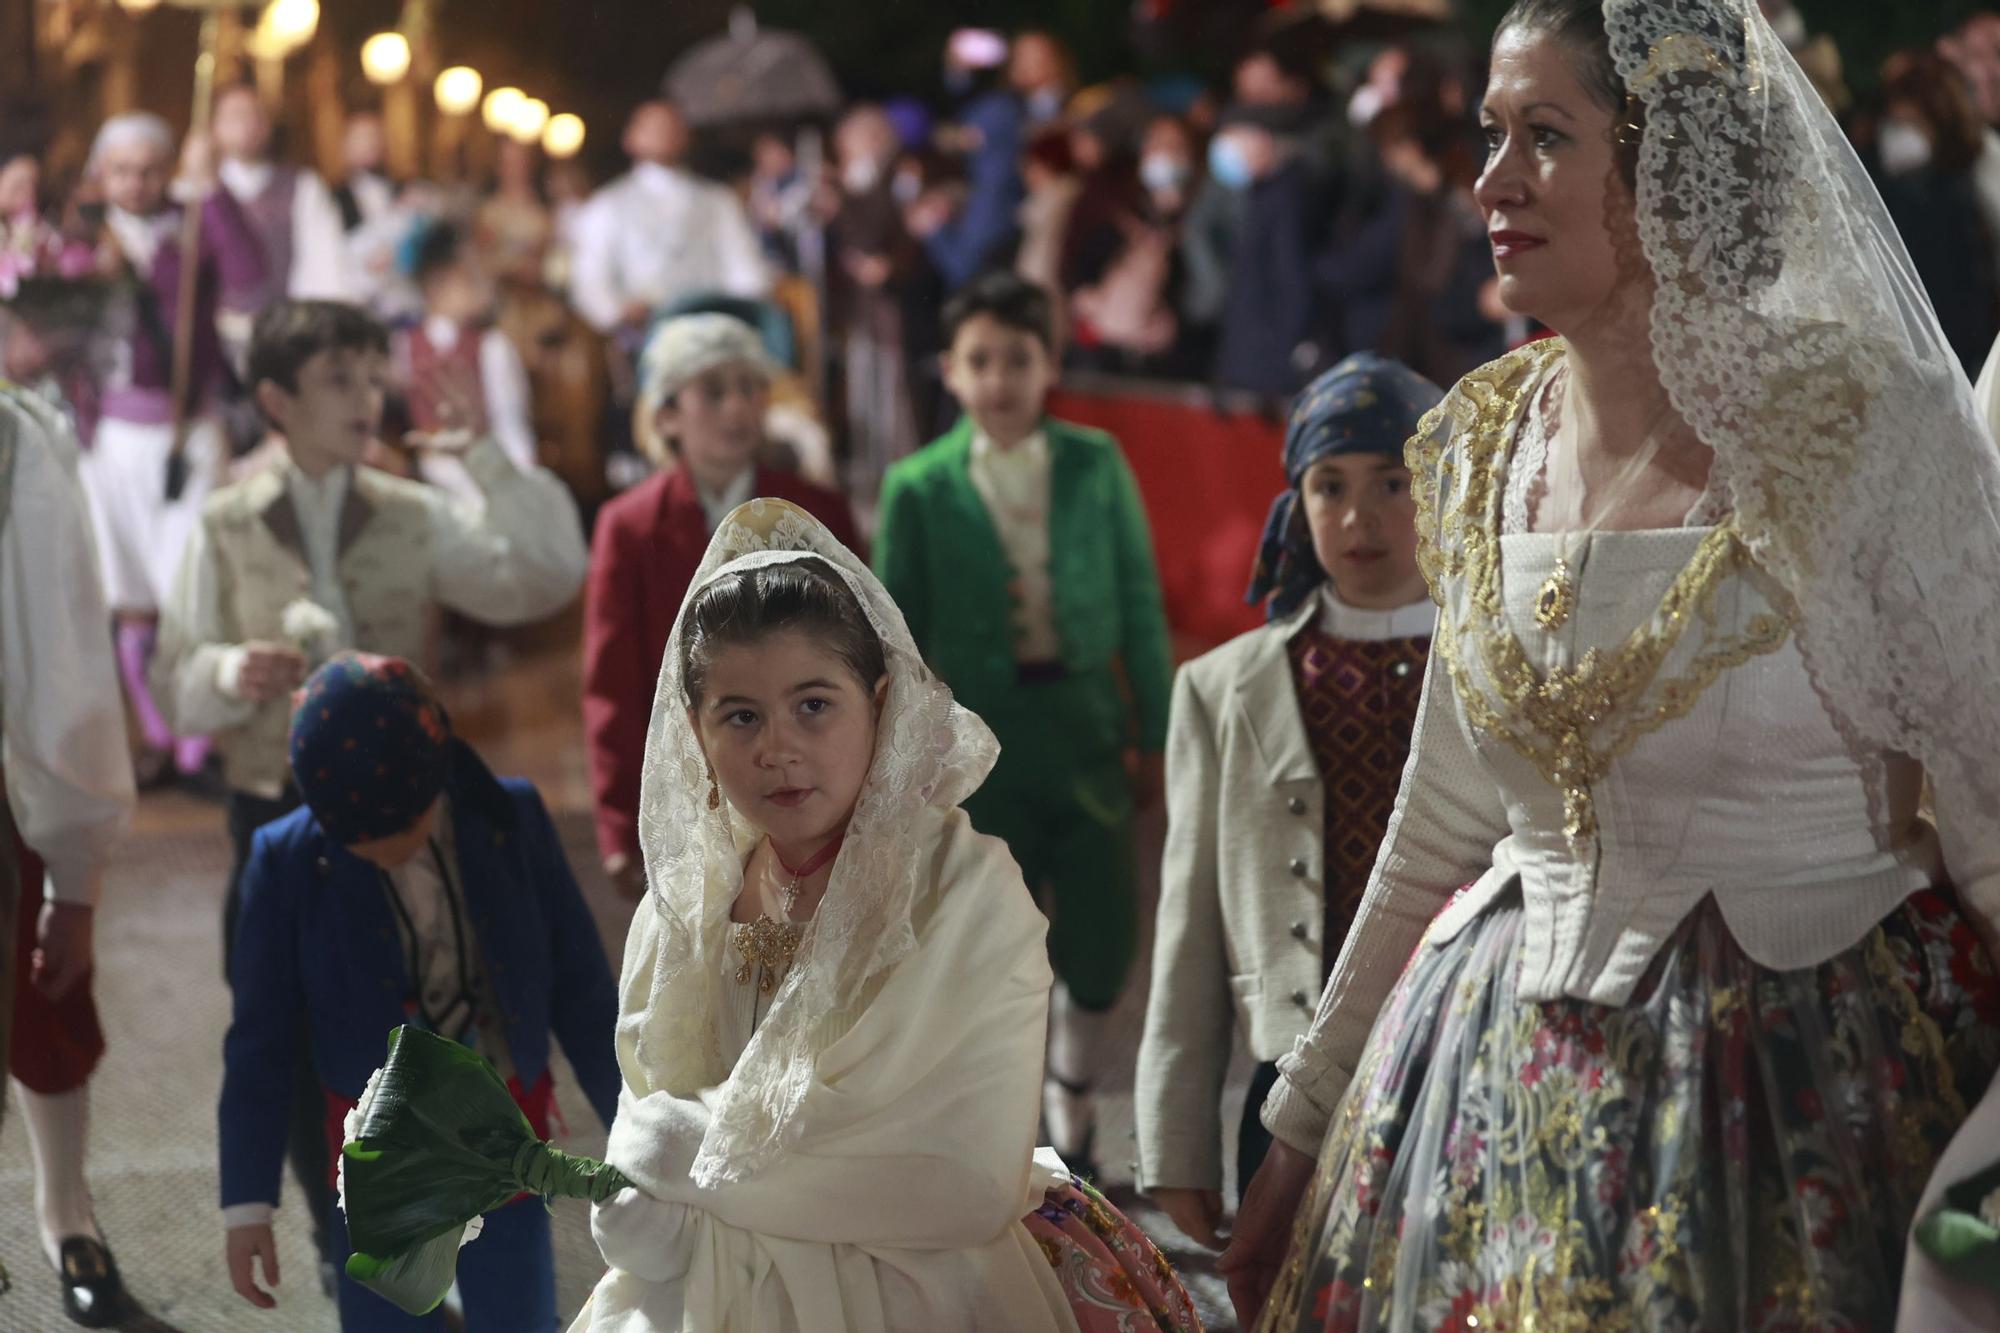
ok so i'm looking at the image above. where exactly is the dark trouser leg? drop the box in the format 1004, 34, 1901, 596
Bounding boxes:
1237, 1060, 1282, 1203
1041, 746, 1139, 1012
455, 1197, 558, 1331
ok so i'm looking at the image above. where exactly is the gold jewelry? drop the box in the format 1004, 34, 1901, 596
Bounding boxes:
730, 835, 843, 995
732, 916, 803, 995
1533, 372, 1673, 631
1414, 343, 1792, 851
705, 763, 720, 812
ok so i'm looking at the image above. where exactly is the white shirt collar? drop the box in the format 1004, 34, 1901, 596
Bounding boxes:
422, 314, 466, 352
220, 157, 276, 200
631, 162, 691, 196
694, 466, 757, 531
1309, 583, 1435, 642
106, 206, 172, 272
969, 427, 1049, 464
285, 456, 351, 517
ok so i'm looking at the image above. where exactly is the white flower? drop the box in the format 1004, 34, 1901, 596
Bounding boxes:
281, 598, 342, 665
336, 1064, 389, 1219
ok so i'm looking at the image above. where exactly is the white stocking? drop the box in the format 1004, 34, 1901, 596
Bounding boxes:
1042, 986, 1109, 1159
10, 1080, 101, 1267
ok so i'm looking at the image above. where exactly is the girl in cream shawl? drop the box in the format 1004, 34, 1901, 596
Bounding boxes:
571, 498, 1200, 1333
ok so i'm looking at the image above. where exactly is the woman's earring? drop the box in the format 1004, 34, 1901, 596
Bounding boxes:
706, 763, 721, 812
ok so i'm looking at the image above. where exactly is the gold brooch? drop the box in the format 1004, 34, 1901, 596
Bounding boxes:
732, 916, 802, 995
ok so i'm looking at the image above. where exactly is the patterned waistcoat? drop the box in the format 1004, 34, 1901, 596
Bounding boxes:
1285, 628, 1431, 974
203, 464, 434, 796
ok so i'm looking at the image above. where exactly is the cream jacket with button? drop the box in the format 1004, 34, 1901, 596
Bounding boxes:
1135, 589, 1433, 1193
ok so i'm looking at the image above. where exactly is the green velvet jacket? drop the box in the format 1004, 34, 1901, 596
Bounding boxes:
874, 416, 1173, 753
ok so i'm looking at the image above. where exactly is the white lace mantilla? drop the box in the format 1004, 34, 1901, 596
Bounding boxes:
1603, 0, 2000, 830
622, 498, 999, 1188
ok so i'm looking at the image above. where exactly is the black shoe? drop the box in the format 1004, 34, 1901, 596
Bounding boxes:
55, 1236, 128, 1328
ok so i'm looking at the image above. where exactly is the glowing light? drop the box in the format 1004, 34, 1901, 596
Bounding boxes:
482, 86, 525, 135
434, 66, 483, 116
541, 113, 586, 158
360, 31, 412, 85
508, 97, 550, 144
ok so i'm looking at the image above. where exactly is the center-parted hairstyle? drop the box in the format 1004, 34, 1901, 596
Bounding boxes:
679, 555, 889, 707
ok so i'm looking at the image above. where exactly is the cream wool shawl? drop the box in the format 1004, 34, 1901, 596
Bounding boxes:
571, 807, 1078, 1333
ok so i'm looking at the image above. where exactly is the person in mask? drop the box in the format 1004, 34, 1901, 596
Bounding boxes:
1875, 50, 1999, 376
1009, 30, 1077, 130
827, 104, 930, 502
1068, 114, 1201, 376
1205, 105, 1335, 399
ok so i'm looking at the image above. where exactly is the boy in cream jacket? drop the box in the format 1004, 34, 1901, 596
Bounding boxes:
1133, 354, 1441, 1246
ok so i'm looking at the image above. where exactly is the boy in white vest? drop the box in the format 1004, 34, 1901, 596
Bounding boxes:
151, 297, 586, 1276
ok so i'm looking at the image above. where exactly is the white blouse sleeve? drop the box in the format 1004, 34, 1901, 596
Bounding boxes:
1, 400, 135, 905
424, 440, 587, 625
1260, 644, 1511, 1155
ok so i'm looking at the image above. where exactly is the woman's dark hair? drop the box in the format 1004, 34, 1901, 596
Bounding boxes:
1496, 0, 1624, 113
680, 556, 888, 706
1496, 0, 1784, 285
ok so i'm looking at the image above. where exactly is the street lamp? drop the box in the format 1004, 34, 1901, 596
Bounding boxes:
361, 31, 412, 85
264, 0, 319, 50
542, 113, 585, 159
509, 97, 550, 144
434, 65, 482, 116
481, 86, 525, 135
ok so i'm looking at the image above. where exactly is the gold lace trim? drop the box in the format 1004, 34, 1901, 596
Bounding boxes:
1411, 341, 1795, 845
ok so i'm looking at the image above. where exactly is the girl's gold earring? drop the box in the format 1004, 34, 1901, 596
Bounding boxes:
706, 764, 721, 812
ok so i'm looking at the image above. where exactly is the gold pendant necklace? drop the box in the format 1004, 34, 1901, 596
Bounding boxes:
731, 834, 843, 996
1534, 559, 1579, 631
1533, 377, 1671, 632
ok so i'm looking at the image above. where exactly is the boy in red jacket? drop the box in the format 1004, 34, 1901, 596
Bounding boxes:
582, 313, 858, 899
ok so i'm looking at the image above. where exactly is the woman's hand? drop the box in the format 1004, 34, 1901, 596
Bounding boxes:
1217, 1139, 1316, 1330
1150, 1187, 1224, 1249
32, 902, 94, 999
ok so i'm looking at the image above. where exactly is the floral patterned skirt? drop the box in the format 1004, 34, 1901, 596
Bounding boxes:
1024, 1177, 1206, 1331
1263, 887, 2000, 1333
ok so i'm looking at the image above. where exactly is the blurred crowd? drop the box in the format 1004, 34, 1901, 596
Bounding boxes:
5, 2, 2000, 576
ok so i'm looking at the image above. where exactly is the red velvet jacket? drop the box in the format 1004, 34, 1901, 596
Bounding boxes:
582, 466, 862, 863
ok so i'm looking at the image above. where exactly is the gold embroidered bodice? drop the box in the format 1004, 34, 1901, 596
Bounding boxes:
1411, 340, 1794, 847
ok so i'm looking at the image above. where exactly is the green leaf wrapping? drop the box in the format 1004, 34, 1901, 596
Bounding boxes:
1913, 1159, 2000, 1293
339, 1027, 633, 1316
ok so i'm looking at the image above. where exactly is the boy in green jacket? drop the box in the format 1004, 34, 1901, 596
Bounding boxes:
874, 271, 1172, 1176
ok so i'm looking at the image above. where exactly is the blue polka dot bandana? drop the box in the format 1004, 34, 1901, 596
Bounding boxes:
288, 653, 453, 846
1245, 353, 1445, 622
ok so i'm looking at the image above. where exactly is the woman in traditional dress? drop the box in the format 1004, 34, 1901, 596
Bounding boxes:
1219, 2, 2000, 1329
569, 498, 1200, 1332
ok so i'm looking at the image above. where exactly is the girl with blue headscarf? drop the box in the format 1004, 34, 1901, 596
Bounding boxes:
1133, 353, 1442, 1251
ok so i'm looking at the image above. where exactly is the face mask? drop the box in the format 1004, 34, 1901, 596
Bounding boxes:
1208, 136, 1253, 192
842, 157, 883, 194
1140, 153, 1190, 195
1879, 120, 1933, 176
